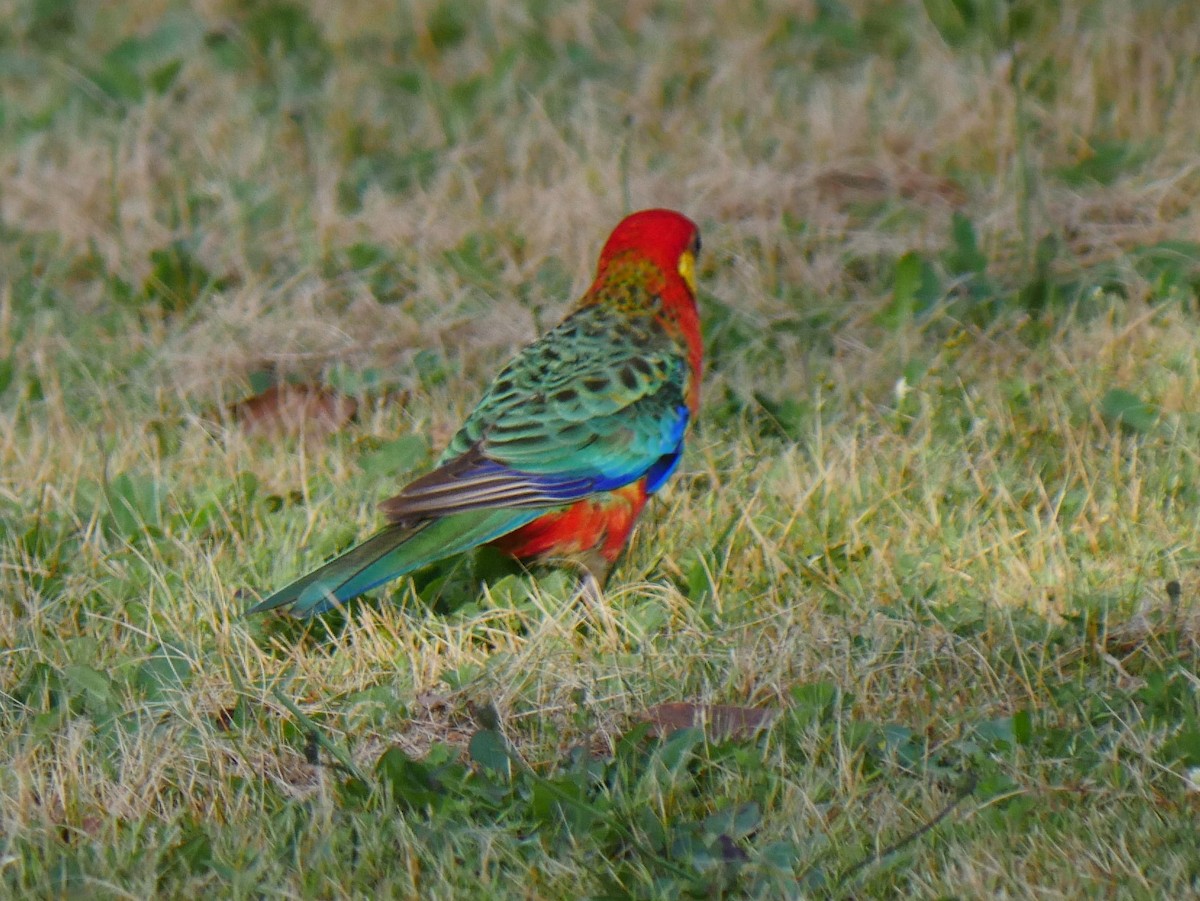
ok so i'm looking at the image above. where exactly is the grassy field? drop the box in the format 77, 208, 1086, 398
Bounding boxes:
3, 0, 1200, 896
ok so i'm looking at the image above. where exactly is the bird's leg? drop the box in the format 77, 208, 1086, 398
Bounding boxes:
575, 567, 604, 607
560, 551, 625, 647
570, 549, 614, 607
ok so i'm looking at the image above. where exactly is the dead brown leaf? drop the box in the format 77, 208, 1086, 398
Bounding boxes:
815, 164, 967, 207
639, 702, 779, 741
229, 384, 358, 437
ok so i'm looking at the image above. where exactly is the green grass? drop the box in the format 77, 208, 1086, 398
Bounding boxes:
3, 0, 1200, 896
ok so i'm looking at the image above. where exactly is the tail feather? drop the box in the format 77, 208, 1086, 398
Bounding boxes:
247, 508, 542, 617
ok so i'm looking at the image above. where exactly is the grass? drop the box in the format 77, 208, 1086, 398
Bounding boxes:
3, 0, 1200, 896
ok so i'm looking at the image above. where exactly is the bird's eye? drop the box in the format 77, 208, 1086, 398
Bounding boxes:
691, 233, 702, 257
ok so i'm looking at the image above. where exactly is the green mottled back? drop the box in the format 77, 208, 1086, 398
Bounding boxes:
441, 298, 689, 480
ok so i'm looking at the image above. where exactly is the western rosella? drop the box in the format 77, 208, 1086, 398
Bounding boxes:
248, 208, 703, 616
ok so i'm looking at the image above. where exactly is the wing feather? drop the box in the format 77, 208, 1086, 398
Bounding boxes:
379, 305, 690, 524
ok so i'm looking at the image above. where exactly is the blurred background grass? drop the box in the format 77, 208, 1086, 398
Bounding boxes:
2, 0, 1200, 896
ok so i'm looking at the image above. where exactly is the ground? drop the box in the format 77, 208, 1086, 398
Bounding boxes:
1, 0, 1199, 896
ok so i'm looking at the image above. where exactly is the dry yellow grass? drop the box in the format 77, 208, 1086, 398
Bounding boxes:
2, 0, 1199, 896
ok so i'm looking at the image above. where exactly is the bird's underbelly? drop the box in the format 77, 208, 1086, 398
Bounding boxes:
489, 480, 649, 565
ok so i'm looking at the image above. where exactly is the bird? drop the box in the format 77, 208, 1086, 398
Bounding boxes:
247, 208, 703, 617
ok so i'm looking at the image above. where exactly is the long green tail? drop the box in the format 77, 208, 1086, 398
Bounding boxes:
247, 508, 542, 617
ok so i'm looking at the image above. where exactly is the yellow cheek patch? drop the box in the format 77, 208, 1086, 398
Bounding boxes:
678, 250, 697, 294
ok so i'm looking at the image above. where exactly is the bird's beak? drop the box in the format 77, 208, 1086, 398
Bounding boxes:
678, 250, 697, 294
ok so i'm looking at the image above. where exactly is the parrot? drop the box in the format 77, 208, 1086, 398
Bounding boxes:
247, 208, 703, 617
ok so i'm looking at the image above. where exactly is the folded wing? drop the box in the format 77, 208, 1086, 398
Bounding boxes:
380, 305, 690, 523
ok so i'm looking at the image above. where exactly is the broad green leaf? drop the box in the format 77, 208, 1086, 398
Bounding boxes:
468, 729, 513, 780
358, 435, 430, 478
63, 664, 115, 713
1100, 388, 1157, 434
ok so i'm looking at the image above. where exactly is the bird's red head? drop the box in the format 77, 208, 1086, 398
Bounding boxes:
591, 208, 704, 412
596, 209, 701, 297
